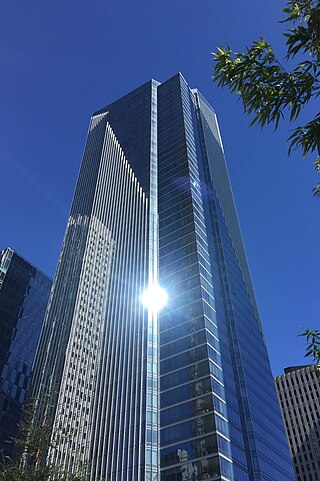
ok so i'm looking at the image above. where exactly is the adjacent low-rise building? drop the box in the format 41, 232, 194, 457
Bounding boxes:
275, 365, 320, 481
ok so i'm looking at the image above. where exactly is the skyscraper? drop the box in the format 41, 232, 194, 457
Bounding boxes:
275, 365, 320, 481
0, 247, 51, 458
31, 73, 295, 481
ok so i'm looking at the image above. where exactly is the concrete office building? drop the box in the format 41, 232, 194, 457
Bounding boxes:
275, 365, 320, 481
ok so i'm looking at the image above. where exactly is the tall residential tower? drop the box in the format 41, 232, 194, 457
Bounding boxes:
31, 74, 295, 481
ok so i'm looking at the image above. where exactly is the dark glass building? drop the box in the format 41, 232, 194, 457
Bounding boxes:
31, 73, 295, 481
0, 247, 51, 458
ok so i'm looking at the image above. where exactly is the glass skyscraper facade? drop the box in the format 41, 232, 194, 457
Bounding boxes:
31, 73, 294, 481
0, 247, 51, 458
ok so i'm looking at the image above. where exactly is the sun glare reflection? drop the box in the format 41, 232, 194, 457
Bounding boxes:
141, 285, 168, 312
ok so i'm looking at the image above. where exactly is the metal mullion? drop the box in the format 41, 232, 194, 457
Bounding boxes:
72, 116, 100, 216
108, 155, 134, 480
100, 139, 126, 477
119, 175, 142, 481
136, 194, 149, 481
93, 128, 124, 478
89, 128, 118, 478
72, 114, 106, 216
49, 123, 105, 464
87, 126, 118, 470
117, 176, 140, 481
69, 133, 109, 467
82, 143, 113, 463
125, 182, 145, 480
73, 124, 112, 467
54, 230, 88, 466
145, 82, 159, 481
132, 193, 148, 481
126, 187, 145, 481
114, 167, 136, 481
134, 188, 147, 478
89, 135, 117, 480
119, 184, 136, 481
63, 224, 96, 471
39, 223, 78, 394
100, 133, 130, 479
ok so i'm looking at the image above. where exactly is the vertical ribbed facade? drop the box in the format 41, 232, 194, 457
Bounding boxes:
31, 109, 157, 480
31, 73, 294, 481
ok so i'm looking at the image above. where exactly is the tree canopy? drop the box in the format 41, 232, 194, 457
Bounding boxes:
299, 328, 320, 369
212, 0, 320, 196
0, 392, 88, 481
212, 0, 320, 366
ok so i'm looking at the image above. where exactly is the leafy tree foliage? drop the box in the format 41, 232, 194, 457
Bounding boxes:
213, 1, 320, 366
0, 391, 88, 481
299, 328, 320, 367
212, 0, 320, 196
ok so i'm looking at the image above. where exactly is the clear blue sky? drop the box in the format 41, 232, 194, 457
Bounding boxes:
0, 0, 318, 376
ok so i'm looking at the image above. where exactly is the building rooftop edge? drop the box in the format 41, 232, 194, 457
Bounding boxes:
274, 364, 314, 377
92, 73, 195, 117
0, 246, 53, 282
